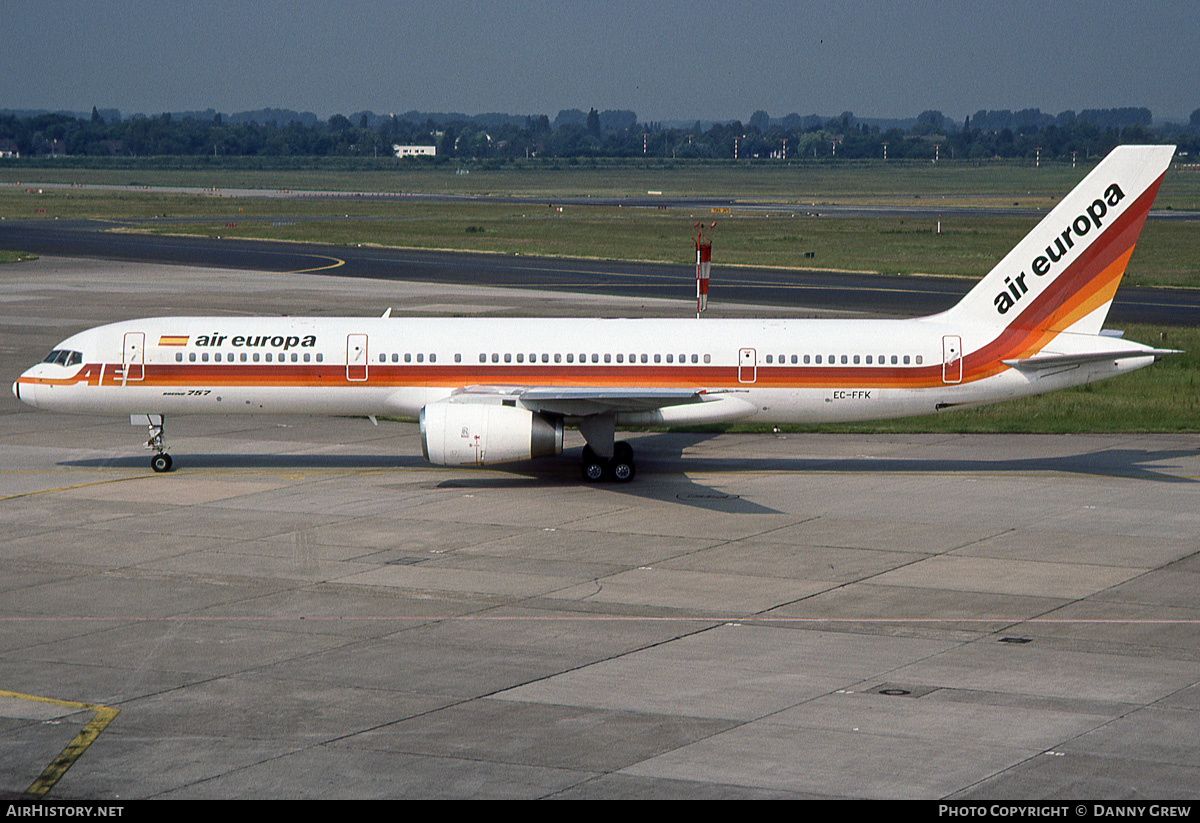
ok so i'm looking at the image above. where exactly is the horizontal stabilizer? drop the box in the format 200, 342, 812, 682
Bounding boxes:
1002, 349, 1181, 372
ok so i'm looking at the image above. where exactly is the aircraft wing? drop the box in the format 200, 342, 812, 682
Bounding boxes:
449, 385, 708, 416
1002, 348, 1181, 372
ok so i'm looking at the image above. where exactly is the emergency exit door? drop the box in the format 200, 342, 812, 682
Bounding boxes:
738, 348, 757, 383
346, 334, 368, 381
943, 335, 962, 384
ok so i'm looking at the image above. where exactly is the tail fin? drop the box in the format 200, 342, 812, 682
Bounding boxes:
945, 145, 1174, 335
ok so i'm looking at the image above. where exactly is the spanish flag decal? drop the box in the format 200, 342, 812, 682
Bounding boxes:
158, 335, 189, 346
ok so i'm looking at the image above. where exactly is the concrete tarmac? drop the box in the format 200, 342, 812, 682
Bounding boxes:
1, 258, 1198, 799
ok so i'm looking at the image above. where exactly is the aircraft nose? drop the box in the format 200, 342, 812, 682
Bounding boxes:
13, 372, 37, 407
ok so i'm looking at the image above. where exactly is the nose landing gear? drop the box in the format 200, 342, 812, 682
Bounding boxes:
135, 414, 173, 472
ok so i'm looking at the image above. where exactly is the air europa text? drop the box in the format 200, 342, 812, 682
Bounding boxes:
192, 334, 317, 350
993, 183, 1125, 316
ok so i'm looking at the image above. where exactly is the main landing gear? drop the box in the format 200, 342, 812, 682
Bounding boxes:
581, 441, 635, 483
139, 414, 173, 473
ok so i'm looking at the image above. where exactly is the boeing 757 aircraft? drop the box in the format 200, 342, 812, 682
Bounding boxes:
13, 145, 1179, 482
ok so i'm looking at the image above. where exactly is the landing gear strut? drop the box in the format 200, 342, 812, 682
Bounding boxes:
581, 441, 635, 483
139, 414, 173, 472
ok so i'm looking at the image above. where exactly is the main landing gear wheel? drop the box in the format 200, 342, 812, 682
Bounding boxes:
610, 441, 635, 482
581, 445, 606, 482
150, 453, 173, 473
580, 442, 635, 483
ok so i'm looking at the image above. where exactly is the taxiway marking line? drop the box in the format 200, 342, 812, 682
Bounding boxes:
0, 689, 120, 799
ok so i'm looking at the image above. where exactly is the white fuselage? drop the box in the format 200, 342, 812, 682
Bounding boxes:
13, 313, 1157, 426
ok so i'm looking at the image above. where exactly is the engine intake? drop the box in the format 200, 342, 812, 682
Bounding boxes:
420, 401, 563, 466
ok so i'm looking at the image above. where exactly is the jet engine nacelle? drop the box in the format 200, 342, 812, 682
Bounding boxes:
420, 401, 563, 466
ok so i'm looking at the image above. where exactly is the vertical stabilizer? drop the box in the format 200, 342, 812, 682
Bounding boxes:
945, 145, 1174, 336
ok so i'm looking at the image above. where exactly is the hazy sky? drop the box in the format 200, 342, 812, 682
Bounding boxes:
4, 0, 1197, 122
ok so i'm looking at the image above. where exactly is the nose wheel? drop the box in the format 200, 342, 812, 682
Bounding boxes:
581, 442, 635, 483
150, 452, 173, 473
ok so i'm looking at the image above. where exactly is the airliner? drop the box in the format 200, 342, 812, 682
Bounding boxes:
13, 145, 1179, 482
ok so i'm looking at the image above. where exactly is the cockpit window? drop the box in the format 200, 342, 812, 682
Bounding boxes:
42, 349, 82, 367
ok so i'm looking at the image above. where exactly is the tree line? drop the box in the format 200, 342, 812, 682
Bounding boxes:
2, 105, 1198, 162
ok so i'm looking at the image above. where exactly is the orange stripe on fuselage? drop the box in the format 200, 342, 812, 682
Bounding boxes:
23, 362, 955, 392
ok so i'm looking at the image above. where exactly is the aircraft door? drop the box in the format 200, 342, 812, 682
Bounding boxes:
346, 334, 368, 381
942, 335, 962, 384
738, 348, 757, 384
122, 332, 145, 382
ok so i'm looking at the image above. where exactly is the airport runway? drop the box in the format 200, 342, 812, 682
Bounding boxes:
2, 219, 1198, 326
1, 259, 1198, 799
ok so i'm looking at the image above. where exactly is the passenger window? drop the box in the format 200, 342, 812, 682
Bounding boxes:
853, 355, 860, 364
654, 354, 660, 363
405, 353, 412, 363
190, 353, 197, 362
815, 355, 822, 364
841, 355, 848, 364
176, 353, 183, 362
265, 353, 271, 362
915, 355, 923, 365
417, 353, 424, 363
616, 354, 624, 363
566, 353, 574, 363
504, 354, 512, 363
766, 355, 773, 364
891, 355, 898, 364
903, 355, 910, 365
666, 354, 673, 363
554, 354, 561, 363
303, 353, 311, 362
252, 353, 259, 363
866, 355, 873, 364
316, 354, 323, 362
203, 353, 210, 362
291, 353, 298, 362
591, 354, 599, 363
803, 355, 810, 364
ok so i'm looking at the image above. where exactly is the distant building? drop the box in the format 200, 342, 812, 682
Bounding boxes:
0, 140, 18, 158
393, 144, 436, 158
